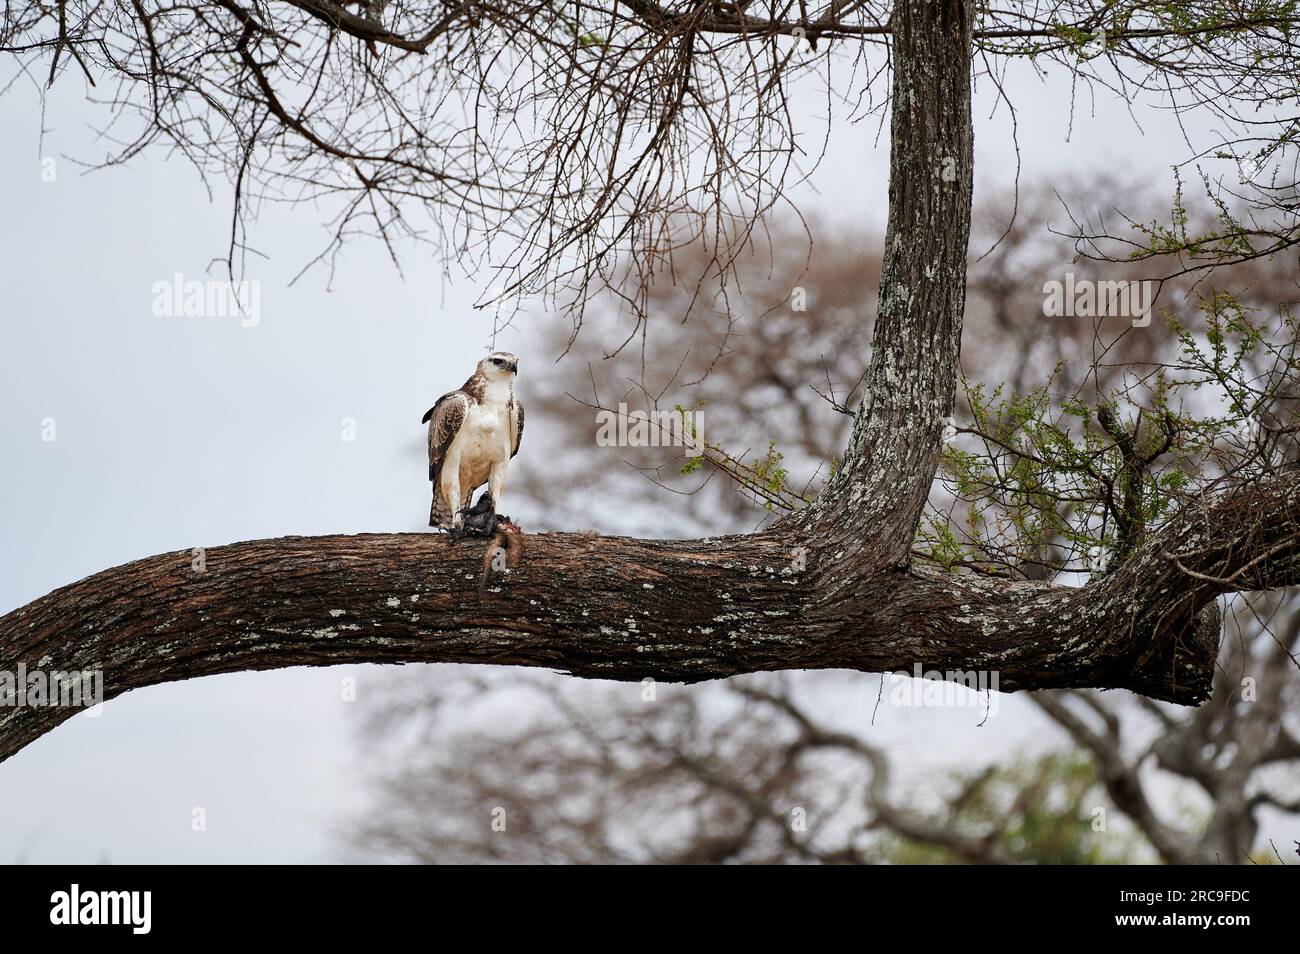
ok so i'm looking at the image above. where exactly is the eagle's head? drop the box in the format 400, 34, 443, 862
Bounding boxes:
479, 351, 519, 380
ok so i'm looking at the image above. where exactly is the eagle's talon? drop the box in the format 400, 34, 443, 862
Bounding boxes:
458, 492, 498, 537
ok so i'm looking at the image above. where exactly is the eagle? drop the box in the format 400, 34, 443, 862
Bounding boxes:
422, 352, 524, 532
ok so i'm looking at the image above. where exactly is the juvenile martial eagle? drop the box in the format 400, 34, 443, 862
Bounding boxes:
422, 352, 524, 531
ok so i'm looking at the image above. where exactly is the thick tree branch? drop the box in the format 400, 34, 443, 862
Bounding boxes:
4, 468, 1300, 760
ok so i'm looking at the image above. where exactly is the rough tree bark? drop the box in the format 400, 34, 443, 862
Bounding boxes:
3, 0, 1297, 763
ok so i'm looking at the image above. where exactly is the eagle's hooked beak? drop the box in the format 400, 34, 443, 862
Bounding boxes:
507, 359, 518, 374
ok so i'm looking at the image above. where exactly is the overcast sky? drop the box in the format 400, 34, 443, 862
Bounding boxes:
0, 44, 1232, 862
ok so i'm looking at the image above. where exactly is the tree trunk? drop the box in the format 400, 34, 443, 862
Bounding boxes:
801, 0, 974, 562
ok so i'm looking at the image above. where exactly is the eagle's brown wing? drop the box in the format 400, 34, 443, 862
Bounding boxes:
510, 395, 524, 458
424, 391, 471, 484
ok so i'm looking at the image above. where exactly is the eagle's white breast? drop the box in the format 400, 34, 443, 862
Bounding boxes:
448, 379, 515, 493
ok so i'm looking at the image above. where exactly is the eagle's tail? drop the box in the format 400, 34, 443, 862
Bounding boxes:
430, 490, 453, 529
